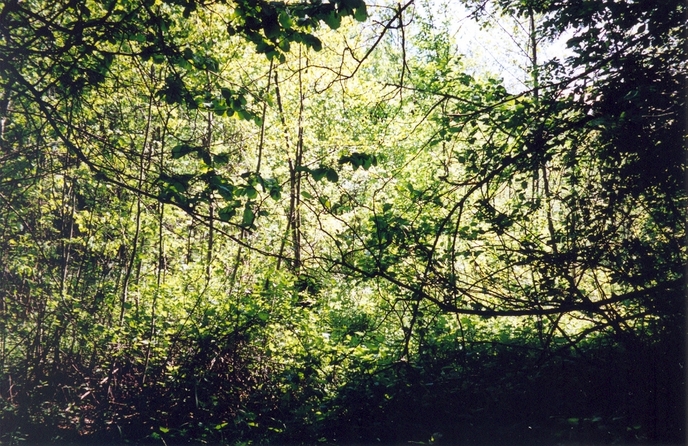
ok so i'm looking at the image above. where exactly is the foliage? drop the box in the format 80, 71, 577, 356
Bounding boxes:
0, 0, 684, 445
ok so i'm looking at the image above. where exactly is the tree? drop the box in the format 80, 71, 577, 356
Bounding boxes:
313, 0, 685, 439
324, 0, 685, 340
0, 0, 684, 443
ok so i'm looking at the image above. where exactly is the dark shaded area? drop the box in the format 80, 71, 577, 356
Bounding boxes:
1, 309, 683, 446
331, 343, 684, 445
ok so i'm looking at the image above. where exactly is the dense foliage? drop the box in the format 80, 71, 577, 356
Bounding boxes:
0, 0, 684, 444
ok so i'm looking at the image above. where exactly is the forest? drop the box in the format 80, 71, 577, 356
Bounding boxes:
0, 0, 685, 444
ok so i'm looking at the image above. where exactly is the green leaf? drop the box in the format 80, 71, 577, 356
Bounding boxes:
212, 105, 227, 116
171, 144, 196, 159
201, 151, 212, 166
278, 39, 291, 52
214, 153, 230, 165
323, 11, 341, 30
310, 168, 327, 181
339, 152, 377, 170
245, 186, 258, 199
236, 109, 254, 121
354, 4, 368, 22
255, 40, 274, 54
158, 74, 186, 105
158, 173, 195, 194
362, 156, 373, 170
325, 168, 339, 183
278, 11, 293, 29
216, 184, 235, 200
218, 206, 237, 221
301, 34, 322, 51
242, 206, 255, 226
220, 87, 234, 102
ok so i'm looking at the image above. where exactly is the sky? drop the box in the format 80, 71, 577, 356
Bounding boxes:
420, 0, 573, 93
